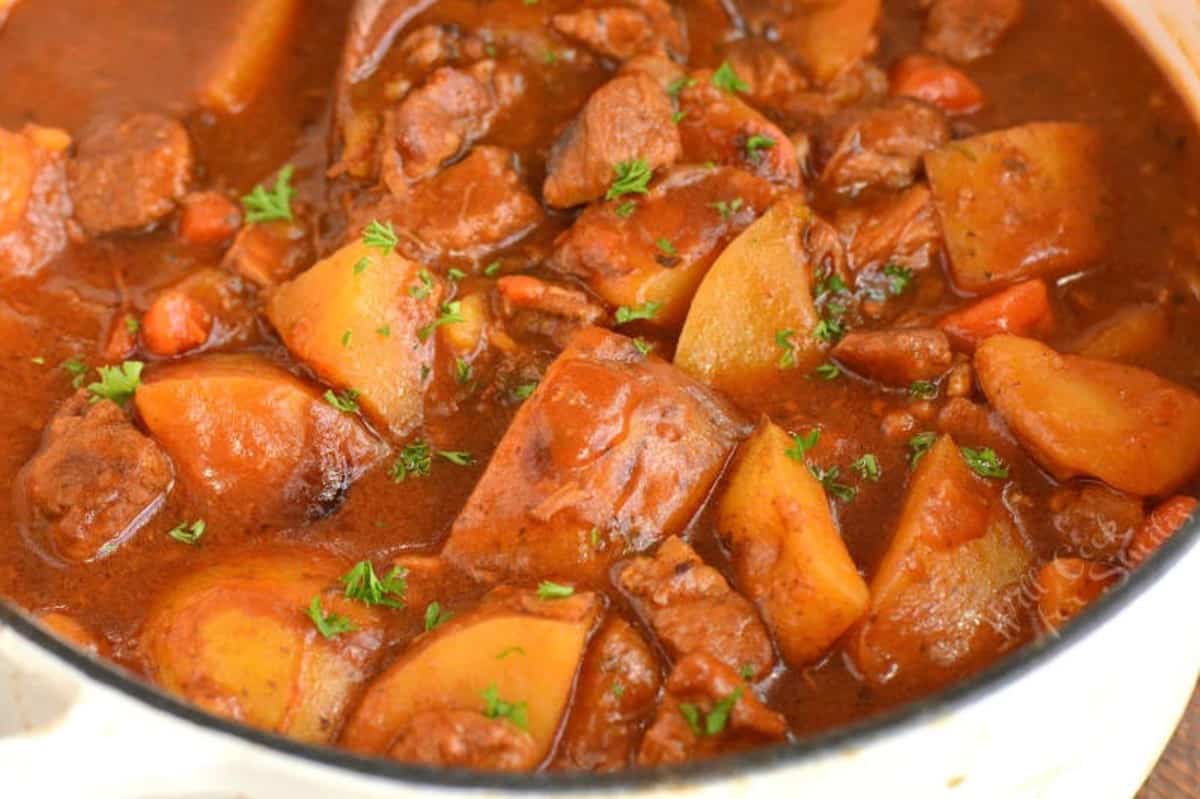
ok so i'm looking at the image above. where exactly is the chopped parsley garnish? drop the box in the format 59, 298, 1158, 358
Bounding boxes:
242, 164, 295, 223
813, 362, 841, 381
513, 381, 539, 400
447, 268, 466, 283
424, 601, 452, 631
324, 388, 360, 414
417, 301, 465, 342
167, 519, 206, 545
817, 272, 849, 298
536, 581, 575, 600
614, 301, 662, 325
341, 560, 407, 609
408, 269, 435, 300
632, 337, 653, 355
353, 257, 371, 276
655, 238, 677, 257
482, 684, 529, 730
590, 527, 602, 549
775, 329, 797, 370
671, 109, 688, 125
484, 260, 502, 277
883, 263, 913, 296
376, 324, 391, 337
744, 134, 775, 163
680, 687, 744, 737
389, 440, 432, 482
615, 200, 637, 219
610, 681, 626, 698
711, 61, 749, 94
738, 664, 756, 680
679, 702, 703, 736
813, 316, 845, 344
363, 219, 399, 254
438, 449, 475, 466
124, 315, 141, 334
454, 357, 473, 385
341, 329, 353, 348
784, 428, 820, 461
87, 361, 143, 407
851, 453, 881, 481
909, 380, 938, 400
809, 464, 857, 501
606, 159, 653, 201
666, 75, 697, 97
709, 197, 744, 220
907, 432, 937, 468
305, 596, 357, 639
62, 357, 87, 388
961, 446, 1010, 479
497, 646, 526, 660
542, 48, 557, 64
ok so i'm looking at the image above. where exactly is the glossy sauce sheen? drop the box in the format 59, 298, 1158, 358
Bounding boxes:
1, 0, 1199, 762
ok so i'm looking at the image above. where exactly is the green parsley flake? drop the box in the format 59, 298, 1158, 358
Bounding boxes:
454, 357, 473, 385
424, 601, 453, 631
389, 440, 432, 482
851, 453, 881, 481
606, 159, 653, 201
907, 432, 937, 469
909, 380, 938, 400
438, 449, 475, 466
341, 329, 353, 348
775, 329, 797, 370
242, 164, 295, 223
536, 581, 575, 600
376, 324, 391, 338
615, 200, 637, 219
353, 257, 371, 276
305, 596, 357, 639
497, 646, 526, 660
809, 464, 857, 501
632, 337, 653, 355
417, 301, 465, 342
711, 61, 749, 93
409, 269, 435, 300
87, 361, 143, 407
324, 388, 360, 414
666, 76, 697, 97
484, 260, 502, 277
363, 219, 399, 254
884, 263, 913, 296
813, 362, 841, 381
481, 683, 529, 730
446, 267, 466, 282
709, 197, 744, 220
341, 561, 407, 609
744, 134, 775, 163
614, 301, 662, 325
513, 381, 539, 400
62, 357, 87, 388
961, 446, 1010, 479
167, 519, 206, 545
705, 687, 743, 735
124, 315, 140, 334
671, 109, 687, 125
610, 681, 626, 698
785, 429, 820, 461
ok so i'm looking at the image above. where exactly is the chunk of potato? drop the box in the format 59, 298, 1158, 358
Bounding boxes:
135, 354, 385, 526
140, 551, 386, 743
675, 195, 826, 398
341, 587, 601, 761
716, 419, 868, 666
267, 240, 438, 438
975, 335, 1200, 496
926, 123, 1105, 292
850, 435, 1031, 686
0, 127, 34, 236
201, 0, 300, 113
1069, 304, 1170, 363
776, 0, 881, 84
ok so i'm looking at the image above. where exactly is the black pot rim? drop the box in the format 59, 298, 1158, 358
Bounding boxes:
2, 510, 1196, 792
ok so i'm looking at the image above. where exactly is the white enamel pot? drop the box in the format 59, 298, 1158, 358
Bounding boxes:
3, 0, 1200, 796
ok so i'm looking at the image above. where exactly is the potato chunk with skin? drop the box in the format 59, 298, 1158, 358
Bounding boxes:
135, 355, 385, 527
850, 435, 1032, 687
0, 125, 72, 278
617, 537, 775, 680
926, 123, 1105, 292
341, 587, 601, 763
1069, 304, 1170, 363
717, 420, 868, 666
442, 327, 745, 586
267, 240, 437, 438
550, 166, 775, 330
975, 335, 1200, 496
676, 195, 831, 398
141, 551, 385, 743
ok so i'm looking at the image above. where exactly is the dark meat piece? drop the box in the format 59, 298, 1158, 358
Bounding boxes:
832, 328, 953, 387
382, 60, 521, 184
719, 39, 808, 108
18, 392, 173, 562
389, 710, 540, 771
617, 537, 775, 680
0, 125, 72, 278
836, 183, 942, 274
442, 328, 745, 586
552, 617, 662, 772
543, 72, 681, 208
550, 165, 776, 329
551, 0, 687, 62
67, 113, 192, 234
817, 98, 949, 195
923, 0, 1024, 63
496, 274, 608, 348
637, 653, 786, 766
677, 71, 800, 188
221, 219, 312, 289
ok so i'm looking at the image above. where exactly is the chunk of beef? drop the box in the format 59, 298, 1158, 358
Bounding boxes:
618, 54, 685, 92
18, 392, 173, 562
637, 653, 786, 766
0, 125, 72, 278
442, 328, 745, 586
832, 328, 952, 387
551, 165, 776, 329
358, 146, 544, 261
67, 113, 192, 234
1049, 484, 1145, 562
382, 60, 521, 184
496, 274, 608, 348
678, 72, 800, 187
836, 183, 942, 274
543, 72, 681, 208
389, 710, 540, 771
719, 39, 808, 108
817, 98, 949, 195
221, 219, 312, 288
551, 0, 686, 62
923, 0, 1024, 63
553, 617, 662, 772
617, 537, 775, 679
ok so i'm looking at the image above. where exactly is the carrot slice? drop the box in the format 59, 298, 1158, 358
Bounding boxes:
939, 279, 1053, 351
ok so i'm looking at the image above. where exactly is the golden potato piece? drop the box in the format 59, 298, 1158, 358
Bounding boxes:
135, 354, 385, 526
201, 0, 300, 113
341, 587, 601, 763
975, 335, 1200, 496
779, 0, 882, 84
850, 435, 1031, 687
675, 195, 827, 398
926, 123, 1105, 292
140, 551, 386, 743
267, 240, 438, 438
1069, 304, 1170, 363
717, 419, 868, 666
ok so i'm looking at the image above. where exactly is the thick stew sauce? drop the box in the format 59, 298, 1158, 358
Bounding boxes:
1, 0, 1199, 772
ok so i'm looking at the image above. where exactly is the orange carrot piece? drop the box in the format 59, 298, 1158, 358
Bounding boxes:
939, 279, 1053, 351
143, 290, 213, 357
178, 192, 241, 246
889, 54, 985, 115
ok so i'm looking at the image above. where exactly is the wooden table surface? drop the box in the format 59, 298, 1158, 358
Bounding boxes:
1138, 682, 1199, 798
